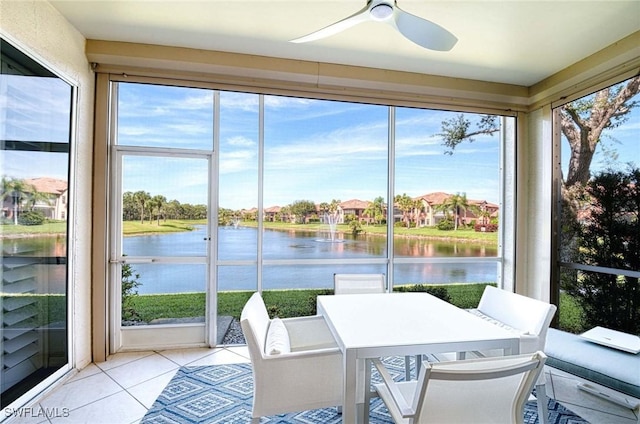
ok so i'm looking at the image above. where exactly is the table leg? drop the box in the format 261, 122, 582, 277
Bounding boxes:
362, 359, 372, 424
342, 349, 357, 423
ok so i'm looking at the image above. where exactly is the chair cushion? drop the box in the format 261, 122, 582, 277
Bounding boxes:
546, 328, 640, 398
265, 318, 291, 355
468, 309, 531, 335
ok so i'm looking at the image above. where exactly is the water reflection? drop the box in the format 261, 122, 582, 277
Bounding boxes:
5, 228, 498, 294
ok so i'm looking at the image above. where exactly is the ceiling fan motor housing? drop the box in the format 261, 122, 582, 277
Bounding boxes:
370, 3, 394, 20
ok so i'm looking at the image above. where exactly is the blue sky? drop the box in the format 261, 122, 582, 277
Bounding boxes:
119, 85, 505, 209
1, 76, 72, 181
2, 79, 638, 211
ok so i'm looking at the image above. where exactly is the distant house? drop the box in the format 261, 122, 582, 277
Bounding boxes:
241, 207, 258, 221
412, 192, 499, 227
263, 206, 281, 222
413, 192, 451, 226
338, 199, 371, 223
24, 177, 68, 220
257, 193, 498, 228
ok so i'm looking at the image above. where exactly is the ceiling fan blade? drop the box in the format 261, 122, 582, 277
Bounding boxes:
393, 6, 457, 51
290, 4, 371, 44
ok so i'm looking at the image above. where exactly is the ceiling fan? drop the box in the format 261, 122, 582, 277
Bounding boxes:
290, 0, 458, 51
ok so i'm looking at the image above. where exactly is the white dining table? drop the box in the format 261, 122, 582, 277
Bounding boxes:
317, 292, 521, 424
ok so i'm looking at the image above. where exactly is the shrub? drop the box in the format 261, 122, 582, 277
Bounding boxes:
18, 210, 45, 225
349, 220, 362, 235
122, 262, 142, 321
564, 168, 640, 334
393, 284, 451, 302
436, 219, 454, 231
474, 223, 498, 232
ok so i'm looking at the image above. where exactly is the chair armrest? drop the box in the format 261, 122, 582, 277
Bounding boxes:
372, 358, 415, 418
519, 334, 542, 354
262, 346, 342, 361
282, 315, 338, 350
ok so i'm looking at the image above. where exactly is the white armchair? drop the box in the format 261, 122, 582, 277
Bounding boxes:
240, 292, 343, 423
372, 351, 547, 424
334, 273, 386, 295
465, 285, 557, 423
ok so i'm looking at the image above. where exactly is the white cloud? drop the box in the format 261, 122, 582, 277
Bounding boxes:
226, 136, 256, 147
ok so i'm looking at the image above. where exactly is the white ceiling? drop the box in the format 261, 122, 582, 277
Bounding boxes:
50, 0, 640, 87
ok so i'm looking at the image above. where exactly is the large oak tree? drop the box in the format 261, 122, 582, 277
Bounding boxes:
439, 76, 640, 188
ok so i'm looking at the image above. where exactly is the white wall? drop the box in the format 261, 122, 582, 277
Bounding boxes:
1, 0, 95, 370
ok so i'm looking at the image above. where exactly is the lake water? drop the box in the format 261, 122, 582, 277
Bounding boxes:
122, 225, 498, 293
5, 226, 498, 294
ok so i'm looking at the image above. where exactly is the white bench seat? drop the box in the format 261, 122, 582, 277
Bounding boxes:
546, 328, 640, 399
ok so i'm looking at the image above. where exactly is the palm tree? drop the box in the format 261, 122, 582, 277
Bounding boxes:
394, 193, 417, 229
364, 196, 385, 225
329, 199, 341, 212
23, 186, 52, 212
363, 202, 376, 225
150, 195, 167, 225
437, 192, 470, 230
1, 177, 31, 225
470, 204, 491, 227
133, 191, 151, 224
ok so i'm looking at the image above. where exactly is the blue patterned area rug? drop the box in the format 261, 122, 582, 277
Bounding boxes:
142, 362, 589, 423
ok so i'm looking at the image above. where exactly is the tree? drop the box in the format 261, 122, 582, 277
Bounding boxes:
23, 186, 52, 212
318, 202, 330, 214
150, 195, 167, 225
561, 76, 640, 188
133, 191, 151, 224
439, 114, 499, 155
280, 205, 291, 222
122, 191, 137, 220
394, 193, 419, 229
438, 76, 640, 189
436, 192, 469, 230
218, 207, 234, 225
1, 177, 32, 225
329, 199, 341, 213
165, 200, 182, 220
288, 200, 317, 224
564, 168, 639, 334
364, 196, 385, 225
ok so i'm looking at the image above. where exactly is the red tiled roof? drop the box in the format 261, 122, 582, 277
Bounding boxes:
414, 192, 451, 205
414, 192, 498, 208
24, 177, 67, 194
340, 199, 370, 209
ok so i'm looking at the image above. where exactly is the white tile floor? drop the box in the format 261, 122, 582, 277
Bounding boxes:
4, 345, 639, 424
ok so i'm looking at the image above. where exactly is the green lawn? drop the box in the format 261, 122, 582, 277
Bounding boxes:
246, 221, 498, 243
3, 219, 496, 245
121, 220, 205, 235
1, 219, 206, 236
15, 284, 583, 334
127, 283, 583, 333
1, 221, 68, 235
128, 282, 497, 322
